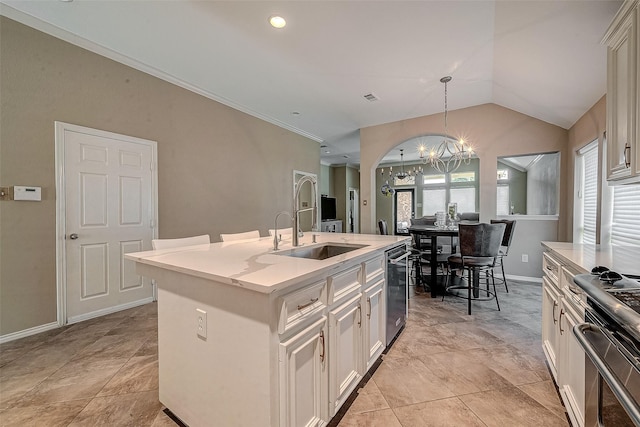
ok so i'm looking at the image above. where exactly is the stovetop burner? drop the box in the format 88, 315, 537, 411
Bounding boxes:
605, 288, 640, 314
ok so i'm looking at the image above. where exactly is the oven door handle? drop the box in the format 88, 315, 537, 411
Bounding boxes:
574, 323, 640, 426
389, 251, 410, 265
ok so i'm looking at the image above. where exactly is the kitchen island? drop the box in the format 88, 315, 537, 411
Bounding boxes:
126, 232, 409, 427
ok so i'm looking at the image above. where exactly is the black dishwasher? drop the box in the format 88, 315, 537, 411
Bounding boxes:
385, 244, 409, 345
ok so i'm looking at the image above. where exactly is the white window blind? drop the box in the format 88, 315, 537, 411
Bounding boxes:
611, 185, 640, 246
497, 185, 510, 216
422, 188, 446, 216
450, 187, 476, 213
582, 145, 598, 244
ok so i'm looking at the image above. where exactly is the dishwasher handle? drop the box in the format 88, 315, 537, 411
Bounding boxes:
389, 251, 410, 265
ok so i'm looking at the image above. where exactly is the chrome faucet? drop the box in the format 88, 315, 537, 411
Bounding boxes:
293, 175, 318, 247
273, 210, 293, 251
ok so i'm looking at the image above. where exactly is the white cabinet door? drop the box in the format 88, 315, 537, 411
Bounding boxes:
279, 316, 329, 427
363, 279, 386, 371
542, 276, 561, 381
558, 298, 585, 427
328, 293, 363, 416
605, 1, 639, 182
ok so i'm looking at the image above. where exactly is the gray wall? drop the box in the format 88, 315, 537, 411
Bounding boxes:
527, 153, 560, 215
0, 17, 319, 336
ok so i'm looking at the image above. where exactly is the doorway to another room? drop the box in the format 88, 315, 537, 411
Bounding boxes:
394, 188, 414, 235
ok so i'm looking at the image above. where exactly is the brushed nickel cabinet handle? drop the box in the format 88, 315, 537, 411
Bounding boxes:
552, 300, 558, 324
367, 297, 371, 319
357, 302, 362, 327
297, 298, 318, 311
624, 143, 631, 168
559, 309, 565, 334
319, 330, 325, 363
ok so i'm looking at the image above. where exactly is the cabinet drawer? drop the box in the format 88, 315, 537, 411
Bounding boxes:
328, 266, 361, 306
543, 252, 560, 285
362, 256, 384, 283
278, 280, 327, 335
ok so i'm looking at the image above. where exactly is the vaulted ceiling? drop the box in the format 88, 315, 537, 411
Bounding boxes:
0, 0, 622, 164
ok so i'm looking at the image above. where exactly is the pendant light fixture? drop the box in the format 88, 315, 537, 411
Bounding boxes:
419, 76, 473, 173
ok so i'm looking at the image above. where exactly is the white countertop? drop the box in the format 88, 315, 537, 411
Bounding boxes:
126, 232, 410, 294
541, 241, 640, 277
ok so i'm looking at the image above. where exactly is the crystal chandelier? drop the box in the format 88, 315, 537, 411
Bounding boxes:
418, 76, 473, 173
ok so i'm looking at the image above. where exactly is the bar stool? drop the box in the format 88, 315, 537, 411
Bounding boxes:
490, 219, 516, 292
443, 223, 505, 315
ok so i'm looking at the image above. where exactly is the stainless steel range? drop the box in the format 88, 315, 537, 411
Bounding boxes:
574, 271, 640, 426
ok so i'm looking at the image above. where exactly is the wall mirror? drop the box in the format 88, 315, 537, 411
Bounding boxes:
496, 152, 560, 216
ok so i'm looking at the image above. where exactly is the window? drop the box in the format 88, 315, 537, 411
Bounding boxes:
497, 169, 509, 180
421, 170, 477, 216
394, 175, 415, 186
422, 188, 446, 215
611, 185, 640, 246
497, 185, 510, 216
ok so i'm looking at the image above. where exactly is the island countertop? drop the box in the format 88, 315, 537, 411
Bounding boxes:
541, 241, 640, 277
126, 232, 410, 294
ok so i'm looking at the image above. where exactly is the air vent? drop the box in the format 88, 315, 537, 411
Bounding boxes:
363, 93, 379, 102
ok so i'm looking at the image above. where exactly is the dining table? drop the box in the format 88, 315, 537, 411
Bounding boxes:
408, 224, 459, 298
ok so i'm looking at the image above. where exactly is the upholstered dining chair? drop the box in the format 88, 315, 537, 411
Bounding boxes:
444, 222, 506, 315
490, 219, 517, 292
152, 234, 210, 250
378, 219, 389, 235
219, 230, 260, 242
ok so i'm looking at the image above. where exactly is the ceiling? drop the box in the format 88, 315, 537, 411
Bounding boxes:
0, 1, 622, 165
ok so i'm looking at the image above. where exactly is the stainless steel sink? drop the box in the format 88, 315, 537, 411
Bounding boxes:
274, 243, 368, 260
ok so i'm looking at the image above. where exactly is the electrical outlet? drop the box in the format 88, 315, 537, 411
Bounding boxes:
521, 254, 529, 263
196, 308, 207, 339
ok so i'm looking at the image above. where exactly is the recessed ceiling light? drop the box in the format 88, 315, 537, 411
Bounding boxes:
269, 16, 286, 29
325, 150, 331, 154
291, 111, 300, 116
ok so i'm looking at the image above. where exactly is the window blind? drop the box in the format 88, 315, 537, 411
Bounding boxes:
582, 146, 598, 244
497, 185, 510, 216
422, 188, 446, 216
450, 187, 476, 213
611, 185, 640, 246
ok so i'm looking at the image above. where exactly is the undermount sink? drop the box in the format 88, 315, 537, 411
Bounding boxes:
275, 243, 368, 260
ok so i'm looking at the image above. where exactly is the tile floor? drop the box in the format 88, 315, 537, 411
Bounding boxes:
0, 280, 569, 426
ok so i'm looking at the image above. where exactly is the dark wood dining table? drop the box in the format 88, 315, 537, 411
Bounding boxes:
408, 225, 459, 298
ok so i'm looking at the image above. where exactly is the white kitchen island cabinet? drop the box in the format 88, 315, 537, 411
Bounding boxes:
127, 233, 409, 427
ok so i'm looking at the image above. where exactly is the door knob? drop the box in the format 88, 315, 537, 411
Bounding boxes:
69, 233, 79, 240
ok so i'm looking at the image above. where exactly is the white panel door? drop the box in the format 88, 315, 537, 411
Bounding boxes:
363, 279, 386, 371
60, 123, 156, 322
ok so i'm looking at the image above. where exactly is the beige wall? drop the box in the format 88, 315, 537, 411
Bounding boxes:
0, 17, 319, 336
360, 103, 568, 235
566, 95, 607, 243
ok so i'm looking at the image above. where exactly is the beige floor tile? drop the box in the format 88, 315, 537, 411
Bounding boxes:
338, 408, 403, 427
97, 355, 159, 396
346, 378, 390, 414
68, 390, 161, 427
459, 386, 569, 427
150, 408, 180, 426
372, 357, 456, 407
393, 397, 487, 427
519, 380, 568, 421
0, 399, 89, 427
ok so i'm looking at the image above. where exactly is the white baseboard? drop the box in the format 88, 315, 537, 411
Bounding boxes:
0, 321, 59, 344
505, 274, 542, 283
0, 297, 155, 344
67, 297, 154, 324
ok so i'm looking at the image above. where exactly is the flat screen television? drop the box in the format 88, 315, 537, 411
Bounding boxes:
321, 196, 337, 221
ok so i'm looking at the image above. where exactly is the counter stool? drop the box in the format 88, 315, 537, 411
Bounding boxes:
490, 219, 516, 292
443, 223, 505, 315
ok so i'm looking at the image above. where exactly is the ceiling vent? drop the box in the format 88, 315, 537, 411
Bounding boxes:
363, 93, 379, 102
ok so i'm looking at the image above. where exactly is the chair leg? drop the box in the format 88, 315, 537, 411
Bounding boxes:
492, 269, 501, 311
442, 267, 449, 302
501, 261, 508, 292
467, 268, 472, 315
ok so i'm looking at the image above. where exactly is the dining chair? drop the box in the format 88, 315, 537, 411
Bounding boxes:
378, 219, 389, 235
219, 230, 261, 242
268, 227, 293, 237
152, 234, 210, 250
490, 219, 517, 292
443, 222, 505, 315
